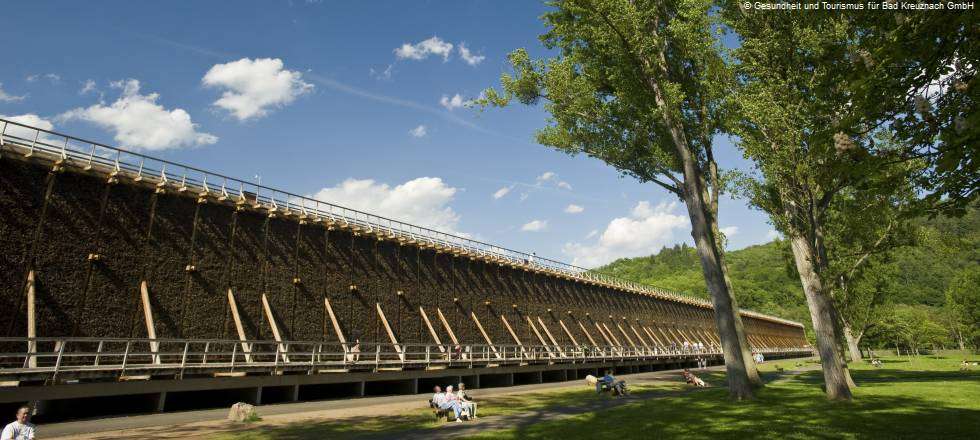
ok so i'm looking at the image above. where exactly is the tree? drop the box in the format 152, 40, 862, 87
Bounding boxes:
481, 0, 760, 399
845, 9, 978, 215
721, 7, 923, 400
944, 266, 980, 350
836, 256, 899, 362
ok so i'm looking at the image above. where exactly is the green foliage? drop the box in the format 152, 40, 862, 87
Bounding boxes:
945, 266, 980, 348
599, 206, 979, 348
600, 242, 810, 325
844, 10, 979, 214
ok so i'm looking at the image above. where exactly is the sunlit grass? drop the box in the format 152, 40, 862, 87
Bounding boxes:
213, 355, 980, 439
470, 355, 980, 440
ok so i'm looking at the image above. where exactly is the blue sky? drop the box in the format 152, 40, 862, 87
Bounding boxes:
0, 0, 777, 267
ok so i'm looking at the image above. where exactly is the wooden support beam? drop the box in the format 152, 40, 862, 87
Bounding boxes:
558, 320, 579, 347
226, 288, 252, 363
500, 315, 526, 357
537, 317, 566, 357
418, 307, 446, 352
666, 327, 684, 345
376, 303, 403, 361
261, 294, 289, 362
435, 308, 459, 345
139, 281, 160, 364
577, 320, 599, 347
601, 323, 621, 346
323, 297, 347, 347
25, 271, 36, 369
615, 322, 636, 348
526, 316, 554, 358
628, 324, 650, 348
593, 322, 614, 346
642, 326, 664, 346
470, 312, 501, 359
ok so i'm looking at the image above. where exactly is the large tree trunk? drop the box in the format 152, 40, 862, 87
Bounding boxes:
789, 235, 853, 401
679, 171, 755, 400
644, 55, 756, 399
843, 321, 863, 363
717, 239, 763, 386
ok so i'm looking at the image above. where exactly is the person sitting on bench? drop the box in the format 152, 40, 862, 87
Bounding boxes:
456, 382, 478, 419
596, 370, 627, 395
430, 386, 463, 423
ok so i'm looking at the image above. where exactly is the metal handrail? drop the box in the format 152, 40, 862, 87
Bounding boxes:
0, 118, 804, 328
0, 336, 812, 380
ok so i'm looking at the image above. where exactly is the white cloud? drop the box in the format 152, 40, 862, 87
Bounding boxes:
562, 201, 689, 267
0, 83, 25, 102
765, 229, 782, 241
458, 43, 485, 66
440, 93, 467, 111
202, 57, 314, 121
720, 226, 739, 237
59, 79, 217, 150
0, 114, 55, 140
394, 37, 454, 61
409, 124, 427, 138
311, 177, 461, 234
535, 171, 573, 191
585, 229, 599, 239
493, 186, 512, 199
565, 204, 584, 214
519, 192, 529, 202
521, 219, 548, 232
26, 73, 60, 84
79, 80, 97, 95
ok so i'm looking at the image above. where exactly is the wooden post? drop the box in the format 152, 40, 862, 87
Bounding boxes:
139, 281, 160, 364
470, 312, 501, 359
376, 303, 404, 361
25, 271, 36, 369
419, 307, 446, 352
261, 294, 289, 362
537, 317, 566, 357
226, 288, 252, 363
436, 308, 459, 345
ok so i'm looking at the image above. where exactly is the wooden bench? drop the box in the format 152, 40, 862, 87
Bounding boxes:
429, 400, 468, 421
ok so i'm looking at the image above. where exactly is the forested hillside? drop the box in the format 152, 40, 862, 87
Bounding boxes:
598, 208, 980, 348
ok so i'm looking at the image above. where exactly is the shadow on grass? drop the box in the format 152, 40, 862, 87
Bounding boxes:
479, 364, 980, 440
482, 379, 980, 440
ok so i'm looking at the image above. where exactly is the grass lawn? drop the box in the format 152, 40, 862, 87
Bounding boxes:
214, 355, 980, 439
470, 355, 980, 440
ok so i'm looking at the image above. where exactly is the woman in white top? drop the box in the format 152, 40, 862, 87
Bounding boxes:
456, 383, 478, 419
